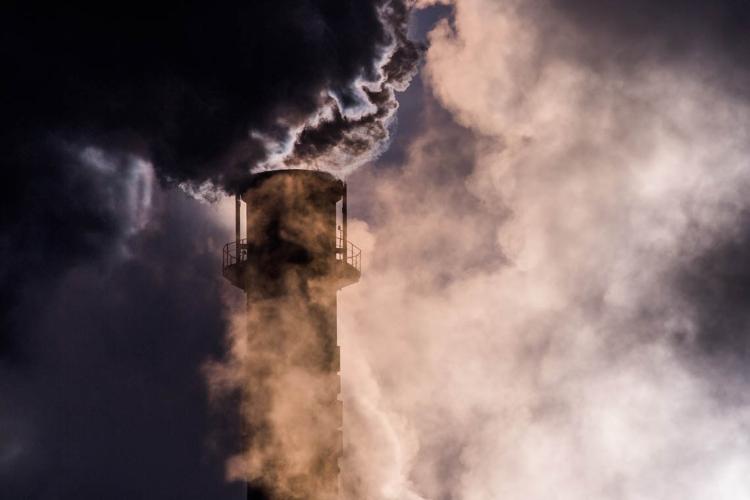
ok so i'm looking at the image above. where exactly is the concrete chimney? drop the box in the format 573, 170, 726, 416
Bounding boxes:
222, 169, 360, 499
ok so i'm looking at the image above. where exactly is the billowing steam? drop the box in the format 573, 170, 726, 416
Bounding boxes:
334, 1, 750, 499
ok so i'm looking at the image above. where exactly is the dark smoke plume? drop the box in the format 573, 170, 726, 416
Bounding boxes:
0, 0, 419, 359
2, 1, 419, 190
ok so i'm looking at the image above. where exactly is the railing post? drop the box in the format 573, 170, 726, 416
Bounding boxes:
342, 182, 348, 262
235, 194, 241, 262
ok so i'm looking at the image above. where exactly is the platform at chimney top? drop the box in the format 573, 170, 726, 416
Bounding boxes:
221, 168, 355, 499
222, 169, 361, 291
222, 231, 361, 290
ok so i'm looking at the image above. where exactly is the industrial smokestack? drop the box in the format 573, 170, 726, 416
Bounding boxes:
222, 169, 360, 499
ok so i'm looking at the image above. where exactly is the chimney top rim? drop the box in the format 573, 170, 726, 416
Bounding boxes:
238, 169, 344, 199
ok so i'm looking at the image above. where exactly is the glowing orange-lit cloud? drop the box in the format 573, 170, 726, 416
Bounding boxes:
335, 1, 750, 498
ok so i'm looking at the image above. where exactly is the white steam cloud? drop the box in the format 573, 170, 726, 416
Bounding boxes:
336, 1, 750, 498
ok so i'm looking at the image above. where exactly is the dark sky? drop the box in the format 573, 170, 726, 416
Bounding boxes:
0, 187, 248, 499
3, 1, 750, 499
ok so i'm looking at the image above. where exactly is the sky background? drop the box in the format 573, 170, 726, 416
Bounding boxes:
4, 1, 750, 499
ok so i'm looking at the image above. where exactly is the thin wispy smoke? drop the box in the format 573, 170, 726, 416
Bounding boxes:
334, 1, 750, 498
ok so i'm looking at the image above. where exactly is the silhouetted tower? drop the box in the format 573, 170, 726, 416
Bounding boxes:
222, 170, 360, 500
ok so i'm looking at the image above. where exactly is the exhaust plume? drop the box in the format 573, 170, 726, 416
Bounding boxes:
1, 0, 419, 359
333, 1, 750, 498
3, 1, 419, 192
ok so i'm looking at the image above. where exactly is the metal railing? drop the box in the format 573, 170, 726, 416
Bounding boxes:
222, 233, 361, 274
336, 229, 361, 272
222, 239, 248, 271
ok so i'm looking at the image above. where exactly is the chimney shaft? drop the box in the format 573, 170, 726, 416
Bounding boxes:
222, 170, 360, 500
